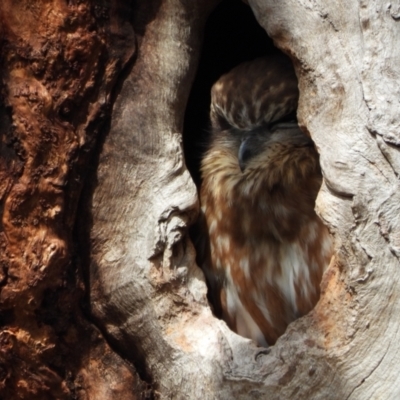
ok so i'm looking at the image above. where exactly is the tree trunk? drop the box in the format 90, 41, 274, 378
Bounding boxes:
0, 1, 147, 398
1, 0, 400, 399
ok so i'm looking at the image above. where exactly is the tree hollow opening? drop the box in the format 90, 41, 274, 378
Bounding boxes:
183, 0, 334, 347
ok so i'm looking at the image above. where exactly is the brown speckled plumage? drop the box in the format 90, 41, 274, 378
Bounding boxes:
200, 56, 333, 346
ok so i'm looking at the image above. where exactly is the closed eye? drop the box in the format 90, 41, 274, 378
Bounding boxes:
270, 121, 298, 133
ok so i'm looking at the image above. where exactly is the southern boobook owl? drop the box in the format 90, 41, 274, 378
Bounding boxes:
200, 56, 333, 346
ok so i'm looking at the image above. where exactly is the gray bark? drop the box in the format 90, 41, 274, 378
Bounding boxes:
89, 0, 400, 398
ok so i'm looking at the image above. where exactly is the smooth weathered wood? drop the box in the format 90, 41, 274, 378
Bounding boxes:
250, 1, 400, 398
89, 0, 400, 398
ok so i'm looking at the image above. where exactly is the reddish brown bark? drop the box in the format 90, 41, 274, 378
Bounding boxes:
0, 1, 147, 398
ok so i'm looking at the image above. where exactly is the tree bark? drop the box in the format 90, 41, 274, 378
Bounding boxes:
0, 1, 147, 398
2, 0, 400, 399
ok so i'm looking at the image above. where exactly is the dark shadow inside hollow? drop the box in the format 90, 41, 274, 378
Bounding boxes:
183, 0, 279, 187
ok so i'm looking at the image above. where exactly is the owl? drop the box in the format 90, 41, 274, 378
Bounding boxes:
199, 56, 333, 346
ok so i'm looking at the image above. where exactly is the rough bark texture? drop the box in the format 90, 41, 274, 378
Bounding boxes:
88, 0, 400, 399
0, 1, 147, 398
250, 1, 400, 398
2, 0, 400, 398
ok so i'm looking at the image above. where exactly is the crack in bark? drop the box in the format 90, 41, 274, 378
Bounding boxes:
354, 146, 391, 184
373, 133, 399, 179
345, 342, 390, 400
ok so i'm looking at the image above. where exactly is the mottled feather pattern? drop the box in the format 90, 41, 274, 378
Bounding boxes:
210, 57, 299, 132
200, 56, 333, 346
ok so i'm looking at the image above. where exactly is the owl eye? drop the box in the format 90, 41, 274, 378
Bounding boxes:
270, 121, 298, 132
268, 112, 298, 132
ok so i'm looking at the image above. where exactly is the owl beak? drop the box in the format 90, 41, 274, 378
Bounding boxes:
238, 135, 255, 173
238, 124, 313, 172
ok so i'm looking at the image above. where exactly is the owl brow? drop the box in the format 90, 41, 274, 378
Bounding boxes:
228, 127, 249, 137
274, 110, 297, 124
256, 112, 298, 131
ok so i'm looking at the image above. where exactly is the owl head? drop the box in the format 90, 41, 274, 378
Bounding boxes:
206, 55, 318, 189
